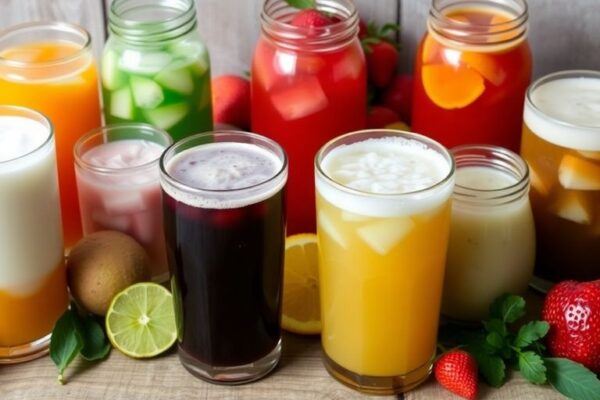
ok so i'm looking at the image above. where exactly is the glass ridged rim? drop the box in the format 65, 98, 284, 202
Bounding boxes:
0, 105, 54, 165
74, 123, 173, 175
315, 129, 456, 199
451, 144, 530, 204
525, 69, 600, 131
0, 21, 91, 68
160, 130, 288, 195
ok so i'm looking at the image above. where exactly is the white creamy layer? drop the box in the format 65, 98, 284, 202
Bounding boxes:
524, 77, 600, 151
163, 142, 285, 209
0, 115, 63, 295
317, 137, 453, 217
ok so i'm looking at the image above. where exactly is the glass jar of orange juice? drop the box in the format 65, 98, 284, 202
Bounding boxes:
412, 0, 531, 152
0, 22, 102, 249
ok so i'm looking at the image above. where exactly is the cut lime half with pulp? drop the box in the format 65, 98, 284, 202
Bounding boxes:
106, 282, 177, 358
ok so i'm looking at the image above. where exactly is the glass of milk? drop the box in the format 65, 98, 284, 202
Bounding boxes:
442, 144, 535, 322
0, 106, 68, 363
74, 123, 172, 282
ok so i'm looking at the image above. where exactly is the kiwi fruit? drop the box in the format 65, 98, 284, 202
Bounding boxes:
67, 230, 151, 315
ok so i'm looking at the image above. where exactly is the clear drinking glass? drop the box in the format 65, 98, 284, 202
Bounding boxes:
160, 131, 288, 384
74, 123, 172, 282
0, 106, 68, 363
315, 129, 455, 394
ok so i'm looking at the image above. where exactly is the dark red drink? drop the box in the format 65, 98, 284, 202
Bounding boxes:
160, 131, 287, 384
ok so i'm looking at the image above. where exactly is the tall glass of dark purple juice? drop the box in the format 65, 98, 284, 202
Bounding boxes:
159, 131, 287, 384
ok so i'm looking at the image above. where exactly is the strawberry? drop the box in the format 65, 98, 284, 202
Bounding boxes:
381, 74, 413, 124
212, 75, 251, 130
362, 22, 400, 88
290, 9, 332, 28
542, 279, 600, 374
358, 19, 368, 39
366, 105, 399, 128
434, 350, 479, 400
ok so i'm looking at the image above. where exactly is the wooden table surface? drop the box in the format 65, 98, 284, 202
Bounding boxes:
0, 291, 565, 400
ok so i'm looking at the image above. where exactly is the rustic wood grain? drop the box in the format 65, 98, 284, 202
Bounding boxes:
0, 290, 565, 400
400, 0, 600, 77
0, 0, 106, 62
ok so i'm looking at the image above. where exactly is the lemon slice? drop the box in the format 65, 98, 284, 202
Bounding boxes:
106, 282, 177, 358
282, 233, 321, 335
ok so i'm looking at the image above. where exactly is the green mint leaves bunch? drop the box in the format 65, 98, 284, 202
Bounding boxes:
49, 302, 111, 384
441, 294, 600, 400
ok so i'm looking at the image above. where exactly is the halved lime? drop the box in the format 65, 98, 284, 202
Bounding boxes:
105, 282, 177, 358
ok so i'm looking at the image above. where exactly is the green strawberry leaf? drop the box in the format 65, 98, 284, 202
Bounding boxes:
79, 315, 111, 361
486, 331, 505, 350
483, 318, 508, 337
50, 306, 84, 384
514, 321, 550, 349
285, 0, 316, 9
519, 351, 546, 384
545, 358, 600, 400
489, 294, 526, 323
467, 342, 506, 387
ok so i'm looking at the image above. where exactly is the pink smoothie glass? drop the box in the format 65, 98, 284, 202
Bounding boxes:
74, 123, 172, 281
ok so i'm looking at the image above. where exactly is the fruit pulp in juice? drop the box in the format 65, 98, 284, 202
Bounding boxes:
76, 140, 168, 281
521, 76, 600, 282
412, 6, 531, 152
316, 137, 452, 378
0, 115, 68, 349
251, 35, 366, 234
0, 42, 101, 249
162, 142, 286, 367
102, 38, 213, 142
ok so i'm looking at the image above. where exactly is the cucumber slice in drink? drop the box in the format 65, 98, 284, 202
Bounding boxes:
102, 49, 127, 90
155, 66, 193, 95
110, 87, 134, 119
120, 49, 173, 75
130, 76, 164, 109
144, 103, 189, 130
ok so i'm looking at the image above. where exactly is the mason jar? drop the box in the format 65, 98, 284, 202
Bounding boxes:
251, 0, 367, 235
412, 0, 532, 152
102, 0, 213, 142
442, 144, 535, 322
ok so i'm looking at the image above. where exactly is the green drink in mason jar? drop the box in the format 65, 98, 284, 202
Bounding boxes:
102, 0, 213, 141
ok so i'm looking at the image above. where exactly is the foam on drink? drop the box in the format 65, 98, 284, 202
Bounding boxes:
524, 77, 600, 151
164, 142, 285, 209
317, 137, 453, 217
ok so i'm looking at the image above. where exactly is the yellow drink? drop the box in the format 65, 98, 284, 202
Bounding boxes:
315, 130, 455, 394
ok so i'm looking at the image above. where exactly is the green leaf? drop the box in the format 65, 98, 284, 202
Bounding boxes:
79, 315, 111, 361
486, 331, 505, 350
483, 318, 508, 337
285, 0, 316, 9
489, 294, 526, 323
50, 308, 84, 384
468, 343, 506, 387
514, 321, 550, 349
519, 351, 546, 384
545, 357, 600, 400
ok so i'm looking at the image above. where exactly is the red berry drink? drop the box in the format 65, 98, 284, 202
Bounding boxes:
251, 0, 366, 234
160, 131, 287, 384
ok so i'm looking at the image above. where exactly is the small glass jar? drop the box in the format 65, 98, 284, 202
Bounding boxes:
102, 0, 213, 142
442, 145, 535, 322
412, 0, 532, 152
251, 0, 367, 235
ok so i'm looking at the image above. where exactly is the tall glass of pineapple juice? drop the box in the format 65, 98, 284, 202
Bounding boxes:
315, 129, 455, 394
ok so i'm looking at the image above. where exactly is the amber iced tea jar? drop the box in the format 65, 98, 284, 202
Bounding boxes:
251, 0, 367, 235
521, 70, 600, 288
412, 0, 532, 152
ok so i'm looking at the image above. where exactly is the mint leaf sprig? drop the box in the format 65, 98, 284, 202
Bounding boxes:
49, 302, 110, 384
439, 294, 600, 400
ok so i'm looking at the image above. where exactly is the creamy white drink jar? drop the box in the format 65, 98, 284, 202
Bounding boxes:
442, 145, 535, 322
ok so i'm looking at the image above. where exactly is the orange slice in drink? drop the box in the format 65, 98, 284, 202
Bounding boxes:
422, 64, 485, 109
461, 52, 505, 85
281, 233, 321, 335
